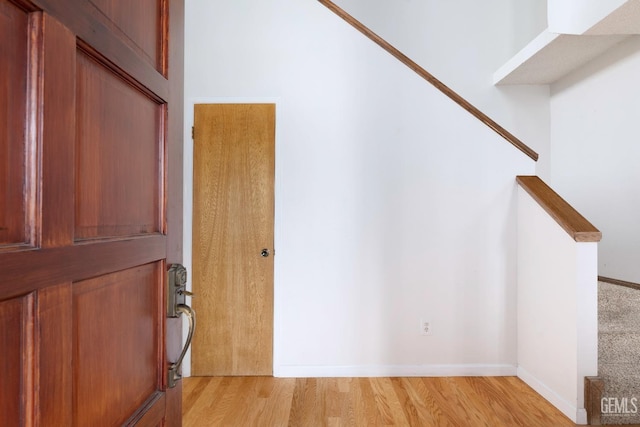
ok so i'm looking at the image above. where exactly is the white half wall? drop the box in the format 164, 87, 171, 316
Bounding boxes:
517, 187, 599, 424
184, 0, 537, 377
550, 36, 640, 284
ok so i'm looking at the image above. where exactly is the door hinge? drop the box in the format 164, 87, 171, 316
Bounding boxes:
191, 126, 195, 139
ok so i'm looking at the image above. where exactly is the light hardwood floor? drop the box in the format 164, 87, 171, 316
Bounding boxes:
183, 376, 579, 426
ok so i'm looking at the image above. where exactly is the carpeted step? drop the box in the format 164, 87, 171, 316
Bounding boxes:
598, 282, 640, 425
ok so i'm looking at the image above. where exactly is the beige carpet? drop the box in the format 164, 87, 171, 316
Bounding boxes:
598, 281, 640, 425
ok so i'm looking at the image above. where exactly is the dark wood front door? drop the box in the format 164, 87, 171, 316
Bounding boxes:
0, 0, 184, 425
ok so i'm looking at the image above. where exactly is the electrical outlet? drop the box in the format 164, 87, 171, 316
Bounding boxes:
420, 319, 432, 336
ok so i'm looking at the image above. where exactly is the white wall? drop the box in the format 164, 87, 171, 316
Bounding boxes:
517, 187, 598, 424
335, 0, 551, 179
550, 36, 640, 284
184, 0, 539, 376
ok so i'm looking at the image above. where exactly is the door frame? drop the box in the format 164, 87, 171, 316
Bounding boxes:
184, 97, 281, 377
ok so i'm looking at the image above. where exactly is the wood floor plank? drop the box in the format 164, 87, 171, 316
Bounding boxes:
326, 377, 350, 425
465, 376, 537, 426
459, 377, 521, 426
421, 377, 472, 426
405, 377, 453, 426
367, 378, 396, 425
182, 376, 225, 427
219, 377, 262, 426
438, 377, 484, 425
183, 376, 581, 426
447, 377, 502, 426
338, 378, 358, 426
372, 378, 410, 425
391, 378, 436, 426
288, 378, 327, 426
181, 376, 209, 419
191, 377, 240, 427
486, 376, 577, 427
358, 377, 387, 426
253, 377, 296, 427
349, 378, 368, 426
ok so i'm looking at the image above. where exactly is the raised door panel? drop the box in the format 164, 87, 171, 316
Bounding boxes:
73, 263, 161, 426
0, 294, 34, 426
0, 0, 30, 247
75, 50, 163, 241
87, 0, 165, 73
37, 283, 73, 426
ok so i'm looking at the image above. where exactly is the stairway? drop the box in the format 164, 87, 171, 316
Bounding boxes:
598, 281, 640, 425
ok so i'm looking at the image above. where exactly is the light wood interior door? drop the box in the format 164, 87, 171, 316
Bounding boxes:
192, 104, 275, 376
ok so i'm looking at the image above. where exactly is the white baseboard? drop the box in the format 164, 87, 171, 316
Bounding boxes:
517, 366, 587, 425
274, 364, 517, 378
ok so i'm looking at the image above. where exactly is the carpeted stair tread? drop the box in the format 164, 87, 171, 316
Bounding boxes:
599, 333, 640, 365
599, 283, 640, 333
598, 282, 640, 425
599, 365, 640, 394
